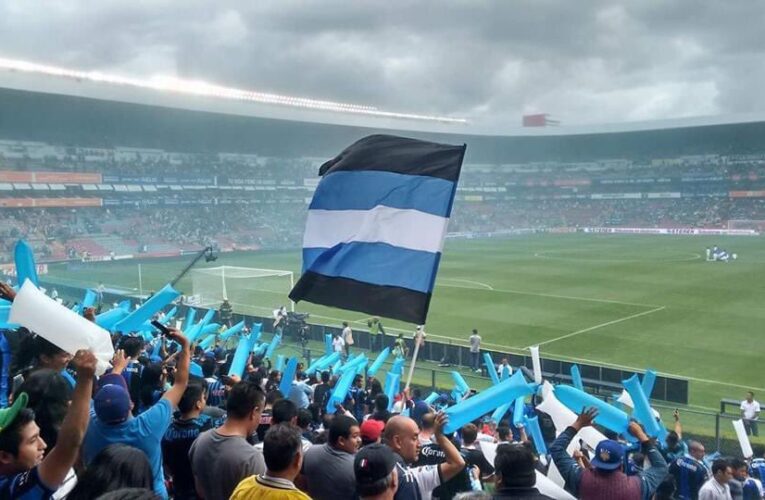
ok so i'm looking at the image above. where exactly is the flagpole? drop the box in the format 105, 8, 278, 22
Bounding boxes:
404, 327, 424, 391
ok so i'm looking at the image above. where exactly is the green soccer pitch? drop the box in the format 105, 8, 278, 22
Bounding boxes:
45, 233, 765, 410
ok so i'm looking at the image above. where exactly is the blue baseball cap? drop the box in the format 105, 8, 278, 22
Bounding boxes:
590, 440, 624, 470
94, 384, 132, 424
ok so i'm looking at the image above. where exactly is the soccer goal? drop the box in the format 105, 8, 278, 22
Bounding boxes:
191, 266, 295, 316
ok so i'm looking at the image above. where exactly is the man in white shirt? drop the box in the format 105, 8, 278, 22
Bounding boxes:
383, 413, 465, 500
468, 329, 481, 373
698, 458, 733, 500
342, 322, 354, 358
741, 391, 761, 437
332, 332, 345, 357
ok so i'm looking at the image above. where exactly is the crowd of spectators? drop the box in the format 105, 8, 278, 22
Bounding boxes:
0, 277, 762, 499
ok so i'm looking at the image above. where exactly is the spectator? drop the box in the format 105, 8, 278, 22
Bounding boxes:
201, 355, 225, 408
497, 359, 512, 379
469, 329, 481, 373
669, 439, 711, 500
342, 322, 354, 358
15, 368, 72, 451
698, 459, 733, 500
661, 410, 688, 463
410, 388, 430, 427
297, 409, 315, 443
383, 413, 466, 499
0, 350, 96, 498
313, 371, 331, 415
728, 457, 761, 500
257, 398, 313, 453
741, 392, 761, 437
230, 424, 310, 500
493, 442, 553, 499
654, 477, 678, 500
257, 389, 283, 442
549, 407, 668, 500
370, 394, 392, 424
300, 415, 360, 499
162, 380, 217, 500
354, 443, 399, 500
189, 380, 266, 500
419, 412, 436, 446
332, 332, 345, 358
83, 330, 190, 499
349, 374, 368, 422
460, 424, 495, 485
361, 419, 386, 447
66, 444, 154, 500
288, 371, 314, 410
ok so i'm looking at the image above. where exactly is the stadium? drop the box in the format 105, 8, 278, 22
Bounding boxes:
1, 57, 764, 458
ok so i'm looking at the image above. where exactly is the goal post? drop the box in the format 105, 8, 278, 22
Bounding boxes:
191, 266, 295, 316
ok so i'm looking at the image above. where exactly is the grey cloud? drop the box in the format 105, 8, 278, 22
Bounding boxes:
1, 0, 764, 129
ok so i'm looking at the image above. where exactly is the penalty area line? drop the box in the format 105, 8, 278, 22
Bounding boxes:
529, 306, 666, 349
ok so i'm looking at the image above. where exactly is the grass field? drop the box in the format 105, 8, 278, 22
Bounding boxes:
46, 233, 765, 411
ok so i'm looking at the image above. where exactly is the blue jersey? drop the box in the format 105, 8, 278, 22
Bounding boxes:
0, 468, 55, 499
669, 456, 710, 500
749, 458, 765, 482
205, 377, 225, 408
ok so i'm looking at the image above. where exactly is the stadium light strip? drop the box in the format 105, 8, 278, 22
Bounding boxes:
0, 57, 468, 124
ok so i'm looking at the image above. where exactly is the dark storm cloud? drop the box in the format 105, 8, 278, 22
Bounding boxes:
1, 1, 764, 129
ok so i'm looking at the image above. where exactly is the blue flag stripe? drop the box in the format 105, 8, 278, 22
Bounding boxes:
303, 242, 440, 293
309, 170, 455, 217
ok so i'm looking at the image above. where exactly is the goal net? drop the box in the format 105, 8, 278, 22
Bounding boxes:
191, 266, 295, 316
728, 220, 765, 232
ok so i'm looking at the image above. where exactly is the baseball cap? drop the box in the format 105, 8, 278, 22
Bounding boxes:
94, 384, 132, 424
590, 439, 625, 470
360, 419, 385, 444
354, 444, 397, 485
0, 392, 29, 433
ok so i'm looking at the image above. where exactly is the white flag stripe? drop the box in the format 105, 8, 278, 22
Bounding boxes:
303, 206, 449, 254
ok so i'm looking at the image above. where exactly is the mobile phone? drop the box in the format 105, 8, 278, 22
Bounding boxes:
151, 320, 171, 336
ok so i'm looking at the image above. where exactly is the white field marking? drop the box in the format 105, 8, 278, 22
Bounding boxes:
533, 251, 703, 263
437, 282, 662, 308
529, 306, 666, 349
438, 278, 495, 290
229, 301, 762, 392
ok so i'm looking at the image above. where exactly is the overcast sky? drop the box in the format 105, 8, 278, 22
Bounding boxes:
1, 1, 764, 130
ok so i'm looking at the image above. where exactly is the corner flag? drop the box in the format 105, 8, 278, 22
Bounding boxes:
288, 134, 466, 324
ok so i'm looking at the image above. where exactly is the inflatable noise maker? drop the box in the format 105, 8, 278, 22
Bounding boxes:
96, 302, 131, 330
733, 419, 754, 459
337, 354, 368, 375
279, 357, 299, 396
512, 396, 526, 427
326, 365, 358, 414
529, 345, 543, 385
385, 372, 401, 412
570, 364, 583, 391
187, 309, 216, 343
227, 331, 260, 378
114, 284, 181, 333
9, 281, 115, 375
622, 374, 665, 439
219, 320, 246, 341
535, 382, 608, 452
554, 385, 632, 438
367, 347, 391, 378
14, 240, 40, 288
443, 370, 535, 434
424, 391, 440, 406
324, 334, 333, 355
451, 371, 470, 401
198, 334, 216, 351
390, 356, 406, 376
275, 354, 286, 372
305, 351, 341, 376
483, 353, 500, 386
265, 333, 282, 359
184, 308, 197, 333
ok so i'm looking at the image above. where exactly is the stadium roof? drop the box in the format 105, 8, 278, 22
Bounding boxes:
2, 56, 765, 138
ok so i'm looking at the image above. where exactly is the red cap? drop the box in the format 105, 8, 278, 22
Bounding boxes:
360, 419, 385, 443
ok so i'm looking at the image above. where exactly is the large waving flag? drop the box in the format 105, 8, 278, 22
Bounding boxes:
289, 134, 466, 324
